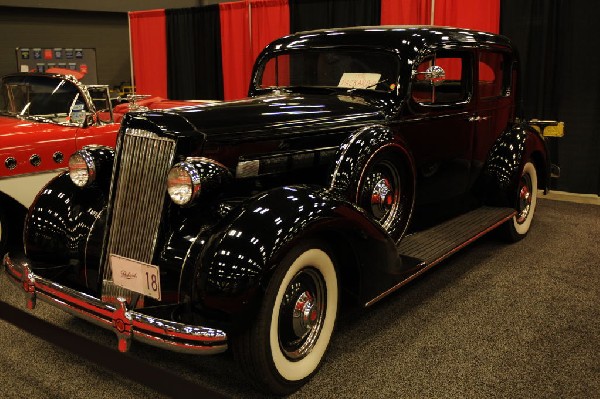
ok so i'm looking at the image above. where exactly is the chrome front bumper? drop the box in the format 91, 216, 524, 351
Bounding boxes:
3, 253, 227, 355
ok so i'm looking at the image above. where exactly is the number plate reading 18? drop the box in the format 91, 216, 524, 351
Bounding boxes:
109, 254, 161, 301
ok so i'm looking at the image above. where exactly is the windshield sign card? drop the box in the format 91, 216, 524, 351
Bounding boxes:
110, 254, 161, 300
338, 73, 381, 89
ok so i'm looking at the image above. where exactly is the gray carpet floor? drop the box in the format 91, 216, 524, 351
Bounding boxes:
0, 197, 598, 398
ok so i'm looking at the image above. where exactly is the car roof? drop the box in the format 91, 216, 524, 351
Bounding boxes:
264, 25, 513, 55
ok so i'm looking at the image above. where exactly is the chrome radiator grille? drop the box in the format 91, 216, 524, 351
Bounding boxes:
101, 128, 176, 303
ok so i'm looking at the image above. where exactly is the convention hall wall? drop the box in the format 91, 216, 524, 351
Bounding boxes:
0, 0, 598, 195
0, 1, 218, 88
0, 7, 130, 88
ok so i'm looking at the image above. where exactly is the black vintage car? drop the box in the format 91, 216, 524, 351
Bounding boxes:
3, 27, 561, 395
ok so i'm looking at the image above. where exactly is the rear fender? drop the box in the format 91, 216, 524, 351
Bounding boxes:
481, 123, 548, 206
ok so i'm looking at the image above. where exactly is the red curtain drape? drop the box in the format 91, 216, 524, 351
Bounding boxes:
129, 10, 168, 98
219, 1, 252, 100
434, 0, 500, 33
381, 0, 500, 32
380, 0, 431, 25
250, 0, 290, 63
220, 0, 289, 100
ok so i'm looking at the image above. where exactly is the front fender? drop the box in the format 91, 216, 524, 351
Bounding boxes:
24, 172, 108, 287
190, 185, 398, 327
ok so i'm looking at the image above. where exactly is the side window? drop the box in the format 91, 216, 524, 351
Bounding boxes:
478, 52, 506, 99
411, 52, 471, 105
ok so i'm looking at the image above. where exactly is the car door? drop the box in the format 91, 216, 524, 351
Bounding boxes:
398, 49, 476, 210
471, 49, 516, 182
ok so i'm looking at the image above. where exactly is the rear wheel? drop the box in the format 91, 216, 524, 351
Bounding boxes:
503, 161, 538, 241
233, 241, 338, 395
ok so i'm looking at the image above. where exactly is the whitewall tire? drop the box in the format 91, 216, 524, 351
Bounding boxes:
233, 241, 338, 395
504, 161, 538, 241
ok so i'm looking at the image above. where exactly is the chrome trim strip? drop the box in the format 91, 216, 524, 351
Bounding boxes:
3, 254, 227, 355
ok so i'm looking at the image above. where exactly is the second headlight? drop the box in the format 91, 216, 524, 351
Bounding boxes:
167, 162, 201, 206
69, 150, 96, 187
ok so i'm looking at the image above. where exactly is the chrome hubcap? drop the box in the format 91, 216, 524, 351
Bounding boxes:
516, 174, 532, 224
292, 291, 317, 338
370, 177, 393, 219
279, 268, 325, 360
360, 160, 400, 229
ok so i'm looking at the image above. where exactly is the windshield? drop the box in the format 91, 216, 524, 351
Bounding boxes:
0, 75, 86, 125
256, 49, 400, 93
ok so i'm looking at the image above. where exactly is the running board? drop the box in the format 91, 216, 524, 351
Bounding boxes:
365, 206, 516, 306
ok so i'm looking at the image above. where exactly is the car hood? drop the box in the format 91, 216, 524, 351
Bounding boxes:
154, 92, 389, 142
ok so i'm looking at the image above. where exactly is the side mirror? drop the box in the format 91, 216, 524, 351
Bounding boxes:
424, 65, 446, 86
79, 112, 98, 127
84, 112, 96, 127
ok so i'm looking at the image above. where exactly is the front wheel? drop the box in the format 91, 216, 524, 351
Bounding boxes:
233, 241, 338, 395
502, 161, 538, 241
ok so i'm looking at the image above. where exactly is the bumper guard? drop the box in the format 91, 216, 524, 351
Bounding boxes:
3, 253, 227, 355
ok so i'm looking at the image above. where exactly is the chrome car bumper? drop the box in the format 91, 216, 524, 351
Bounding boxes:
3, 253, 227, 355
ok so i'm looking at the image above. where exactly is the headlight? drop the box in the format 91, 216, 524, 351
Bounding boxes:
69, 150, 96, 187
167, 162, 201, 206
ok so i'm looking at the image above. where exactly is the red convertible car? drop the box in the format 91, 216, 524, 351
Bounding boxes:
0, 71, 192, 254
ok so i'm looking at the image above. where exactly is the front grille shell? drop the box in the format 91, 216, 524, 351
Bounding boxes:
101, 128, 176, 304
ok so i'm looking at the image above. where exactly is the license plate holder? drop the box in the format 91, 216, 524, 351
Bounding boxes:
109, 254, 161, 301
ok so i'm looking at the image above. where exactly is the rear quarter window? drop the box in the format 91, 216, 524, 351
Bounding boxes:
478, 51, 510, 99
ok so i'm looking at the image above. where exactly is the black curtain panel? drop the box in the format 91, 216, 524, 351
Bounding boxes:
166, 6, 224, 100
289, 0, 381, 33
501, 0, 600, 195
